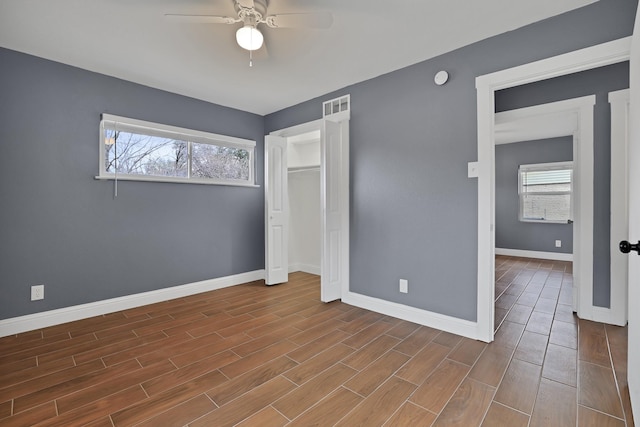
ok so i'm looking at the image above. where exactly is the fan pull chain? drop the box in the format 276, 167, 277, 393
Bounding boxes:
249, 27, 254, 67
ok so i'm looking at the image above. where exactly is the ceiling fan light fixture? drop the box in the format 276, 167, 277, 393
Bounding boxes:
236, 25, 263, 51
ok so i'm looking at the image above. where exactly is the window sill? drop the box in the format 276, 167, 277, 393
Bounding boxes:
95, 175, 260, 188
519, 219, 570, 224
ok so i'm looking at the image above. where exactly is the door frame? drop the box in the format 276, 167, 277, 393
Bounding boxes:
628, 8, 639, 414
268, 114, 350, 301
475, 37, 631, 342
609, 88, 630, 327
494, 95, 595, 317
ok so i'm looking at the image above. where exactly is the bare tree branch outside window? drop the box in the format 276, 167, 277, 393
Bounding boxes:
103, 129, 250, 181
192, 143, 250, 180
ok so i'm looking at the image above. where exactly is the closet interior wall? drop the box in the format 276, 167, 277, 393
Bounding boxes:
287, 135, 321, 275
288, 169, 321, 274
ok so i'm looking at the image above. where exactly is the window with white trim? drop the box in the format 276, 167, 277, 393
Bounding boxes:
98, 114, 256, 187
519, 161, 573, 223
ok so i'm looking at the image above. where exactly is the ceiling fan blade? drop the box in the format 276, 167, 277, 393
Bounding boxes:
264, 12, 333, 29
164, 14, 238, 24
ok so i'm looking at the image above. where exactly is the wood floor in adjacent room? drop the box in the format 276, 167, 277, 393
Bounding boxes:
0, 257, 634, 426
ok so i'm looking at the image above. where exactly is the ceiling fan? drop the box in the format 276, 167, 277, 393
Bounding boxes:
166, 0, 333, 64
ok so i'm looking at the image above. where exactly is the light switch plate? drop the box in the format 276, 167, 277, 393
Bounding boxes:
468, 162, 479, 178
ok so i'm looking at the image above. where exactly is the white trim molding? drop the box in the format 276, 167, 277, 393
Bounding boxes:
495, 248, 573, 262
0, 270, 265, 338
342, 291, 479, 341
609, 88, 630, 327
475, 37, 632, 342
494, 95, 595, 320
270, 119, 323, 138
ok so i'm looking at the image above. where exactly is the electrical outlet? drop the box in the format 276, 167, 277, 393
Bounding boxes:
31, 284, 44, 301
555, 240, 562, 248
399, 279, 408, 294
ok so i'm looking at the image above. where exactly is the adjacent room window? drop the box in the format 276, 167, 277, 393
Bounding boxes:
518, 161, 573, 223
98, 114, 256, 186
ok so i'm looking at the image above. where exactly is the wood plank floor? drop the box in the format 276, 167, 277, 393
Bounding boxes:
0, 256, 634, 426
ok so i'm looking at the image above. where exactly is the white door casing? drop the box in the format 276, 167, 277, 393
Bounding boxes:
475, 37, 631, 342
321, 118, 350, 302
265, 135, 289, 285
494, 96, 595, 315
574, 98, 595, 321
267, 113, 350, 302
609, 89, 630, 327
627, 6, 640, 416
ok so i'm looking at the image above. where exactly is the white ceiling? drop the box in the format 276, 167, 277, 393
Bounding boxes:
0, 0, 598, 116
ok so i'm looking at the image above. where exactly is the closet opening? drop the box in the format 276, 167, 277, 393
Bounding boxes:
265, 114, 350, 303
287, 131, 322, 277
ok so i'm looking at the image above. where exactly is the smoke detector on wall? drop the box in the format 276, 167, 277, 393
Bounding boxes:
434, 70, 449, 86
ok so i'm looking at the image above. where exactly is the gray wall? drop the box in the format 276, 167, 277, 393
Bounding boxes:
496, 62, 630, 307
495, 137, 574, 254
0, 48, 265, 320
265, 0, 636, 321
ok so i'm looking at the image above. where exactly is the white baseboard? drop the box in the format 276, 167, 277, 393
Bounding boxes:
495, 248, 573, 262
0, 270, 265, 338
289, 263, 321, 275
341, 291, 482, 341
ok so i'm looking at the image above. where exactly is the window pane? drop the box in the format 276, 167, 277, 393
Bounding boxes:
104, 128, 188, 177
522, 182, 571, 194
521, 169, 571, 193
522, 194, 571, 221
191, 142, 250, 180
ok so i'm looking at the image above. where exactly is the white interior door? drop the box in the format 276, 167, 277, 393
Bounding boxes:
627, 7, 640, 416
321, 119, 349, 302
265, 135, 288, 285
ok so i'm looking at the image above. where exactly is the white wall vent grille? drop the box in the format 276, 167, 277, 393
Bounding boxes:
323, 95, 350, 118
